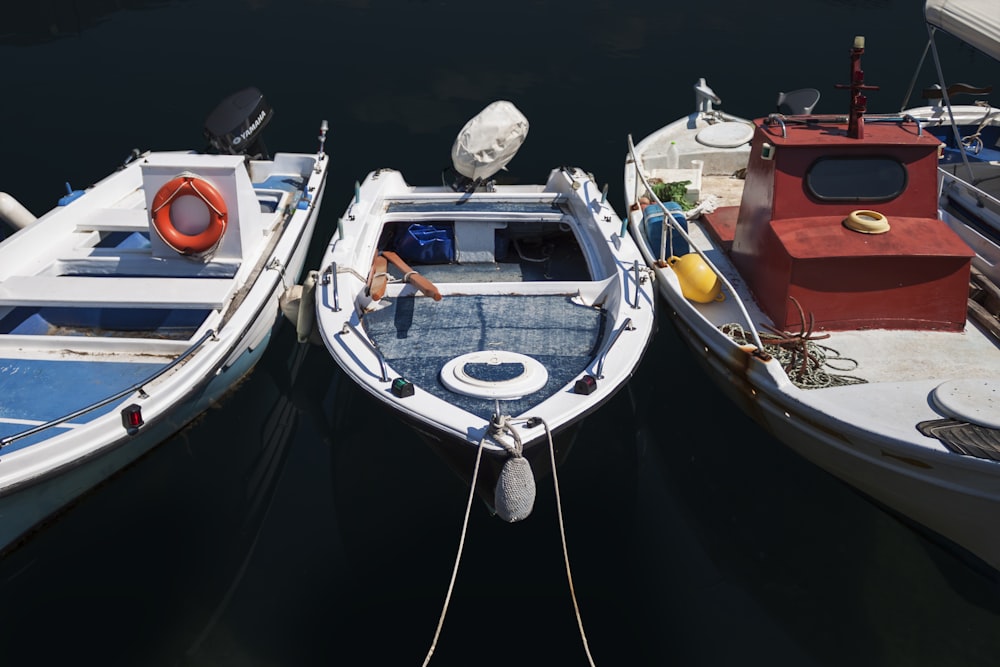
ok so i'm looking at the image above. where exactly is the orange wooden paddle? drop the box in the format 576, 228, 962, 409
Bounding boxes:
366, 254, 389, 301
380, 250, 442, 301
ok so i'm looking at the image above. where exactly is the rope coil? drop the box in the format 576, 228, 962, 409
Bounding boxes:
721, 322, 868, 389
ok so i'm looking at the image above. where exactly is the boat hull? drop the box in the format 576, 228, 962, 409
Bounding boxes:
626, 81, 1000, 573
315, 165, 657, 520
664, 294, 1000, 575
0, 138, 329, 554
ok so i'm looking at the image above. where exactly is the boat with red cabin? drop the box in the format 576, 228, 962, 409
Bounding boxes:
625, 36, 1000, 576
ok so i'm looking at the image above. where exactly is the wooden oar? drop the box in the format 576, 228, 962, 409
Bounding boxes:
366, 254, 389, 301
380, 250, 442, 301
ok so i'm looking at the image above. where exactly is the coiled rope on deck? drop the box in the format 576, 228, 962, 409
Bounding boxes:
421, 417, 598, 667
721, 322, 868, 389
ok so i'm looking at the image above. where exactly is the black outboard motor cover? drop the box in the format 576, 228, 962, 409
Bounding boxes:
204, 87, 273, 158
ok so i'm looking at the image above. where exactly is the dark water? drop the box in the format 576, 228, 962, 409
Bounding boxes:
3, 1, 1000, 665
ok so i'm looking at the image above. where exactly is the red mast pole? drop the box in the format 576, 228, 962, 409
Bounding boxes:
835, 36, 879, 139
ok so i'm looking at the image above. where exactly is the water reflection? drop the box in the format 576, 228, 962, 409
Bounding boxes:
2, 0, 1000, 663
1, 1, 187, 45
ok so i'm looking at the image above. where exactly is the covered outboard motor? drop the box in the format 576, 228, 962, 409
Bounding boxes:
204, 87, 273, 159
443, 100, 529, 192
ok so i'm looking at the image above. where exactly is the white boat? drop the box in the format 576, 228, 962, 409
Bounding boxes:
0, 87, 330, 554
624, 40, 1000, 575
901, 0, 1000, 286
309, 101, 656, 522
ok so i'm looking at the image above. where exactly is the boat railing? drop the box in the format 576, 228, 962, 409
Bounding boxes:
938, 169, 1000, 236
595, 317, 633, 379
626, 134, 767, 353
317, 261, 386, 380
339, 321, 389, 382
764, 113, 923, 138
322, 261, 341, 312
630, 259, 643, 309
0, 328, 218, 450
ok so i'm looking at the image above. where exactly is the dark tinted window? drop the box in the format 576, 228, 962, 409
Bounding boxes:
806, 157, 906, 201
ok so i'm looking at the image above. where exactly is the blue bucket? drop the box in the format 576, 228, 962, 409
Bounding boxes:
642, 201, 689, 257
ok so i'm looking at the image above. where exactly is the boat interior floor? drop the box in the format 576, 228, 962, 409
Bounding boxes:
362, 294, 605, 420
0, 356, 164, 452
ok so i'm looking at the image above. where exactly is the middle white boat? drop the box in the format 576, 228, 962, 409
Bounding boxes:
310, 101, 656, 521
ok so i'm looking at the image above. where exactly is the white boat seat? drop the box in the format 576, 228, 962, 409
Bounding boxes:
0, 275, 233, 309
75, 208, 150, 233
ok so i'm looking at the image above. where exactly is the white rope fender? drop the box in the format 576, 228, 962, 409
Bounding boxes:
491, 415, 536, 523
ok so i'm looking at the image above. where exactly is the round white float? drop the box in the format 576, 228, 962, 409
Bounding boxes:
696, 121, 754, 148
931, 378, 1000, 429
440, 350, 548, 399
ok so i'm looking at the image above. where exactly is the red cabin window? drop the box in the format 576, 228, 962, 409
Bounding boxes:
806, 157, 907, 201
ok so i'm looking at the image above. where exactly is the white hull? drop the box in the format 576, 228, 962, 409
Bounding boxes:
314, 164, 656, 516
626, 83, 1000, 573
0, 103, 329, 553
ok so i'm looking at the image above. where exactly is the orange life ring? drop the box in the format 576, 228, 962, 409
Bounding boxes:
151, 174, 228, 255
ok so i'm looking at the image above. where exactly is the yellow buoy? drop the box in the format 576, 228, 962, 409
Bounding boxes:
668, 254, 724, 303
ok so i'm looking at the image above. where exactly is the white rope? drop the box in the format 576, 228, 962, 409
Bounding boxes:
422, 418, 598, 666
421, 433, 487, 667
491, 414, 523, 456
538, 417, 597, 667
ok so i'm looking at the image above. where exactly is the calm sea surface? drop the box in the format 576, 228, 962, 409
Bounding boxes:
2, 1, 1000, 665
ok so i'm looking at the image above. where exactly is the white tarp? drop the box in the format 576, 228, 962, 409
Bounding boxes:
451, 100, 529, 181
925, 0, 1000, 62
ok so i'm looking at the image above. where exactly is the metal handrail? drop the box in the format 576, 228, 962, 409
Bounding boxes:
341, 321, 388, 382
626, 133, 767, 353
596, 317, 634, 380
322, 262, 341, 312
0, 328, 218, 449
631, 259, 642, 309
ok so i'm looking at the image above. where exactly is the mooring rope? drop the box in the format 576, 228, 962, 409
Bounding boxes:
421, 417, 597, 666
537, 416, 597, 667
421, 433, 487, 667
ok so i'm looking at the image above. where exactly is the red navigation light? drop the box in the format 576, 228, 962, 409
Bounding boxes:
574, 375, 598, 395
121, 404, 144, 433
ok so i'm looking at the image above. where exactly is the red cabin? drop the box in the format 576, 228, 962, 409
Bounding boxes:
707, 43, 972, 332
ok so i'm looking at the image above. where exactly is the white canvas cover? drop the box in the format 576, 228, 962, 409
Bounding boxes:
451, 100, 529, 181
925, 0, 1000, 62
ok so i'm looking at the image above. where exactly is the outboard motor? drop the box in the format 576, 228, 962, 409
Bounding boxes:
204, 87, 273, 159
443, 100, 529, 192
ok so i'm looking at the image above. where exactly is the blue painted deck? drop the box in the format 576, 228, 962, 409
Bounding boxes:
0, 357, 165, 453
362, 294, 604, 420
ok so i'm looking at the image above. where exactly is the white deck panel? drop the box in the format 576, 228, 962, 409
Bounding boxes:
75, 208, 150, 233
0, 276, 233, 309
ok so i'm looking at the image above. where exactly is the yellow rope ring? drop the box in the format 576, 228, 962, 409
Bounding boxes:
844, 209, 890, 234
